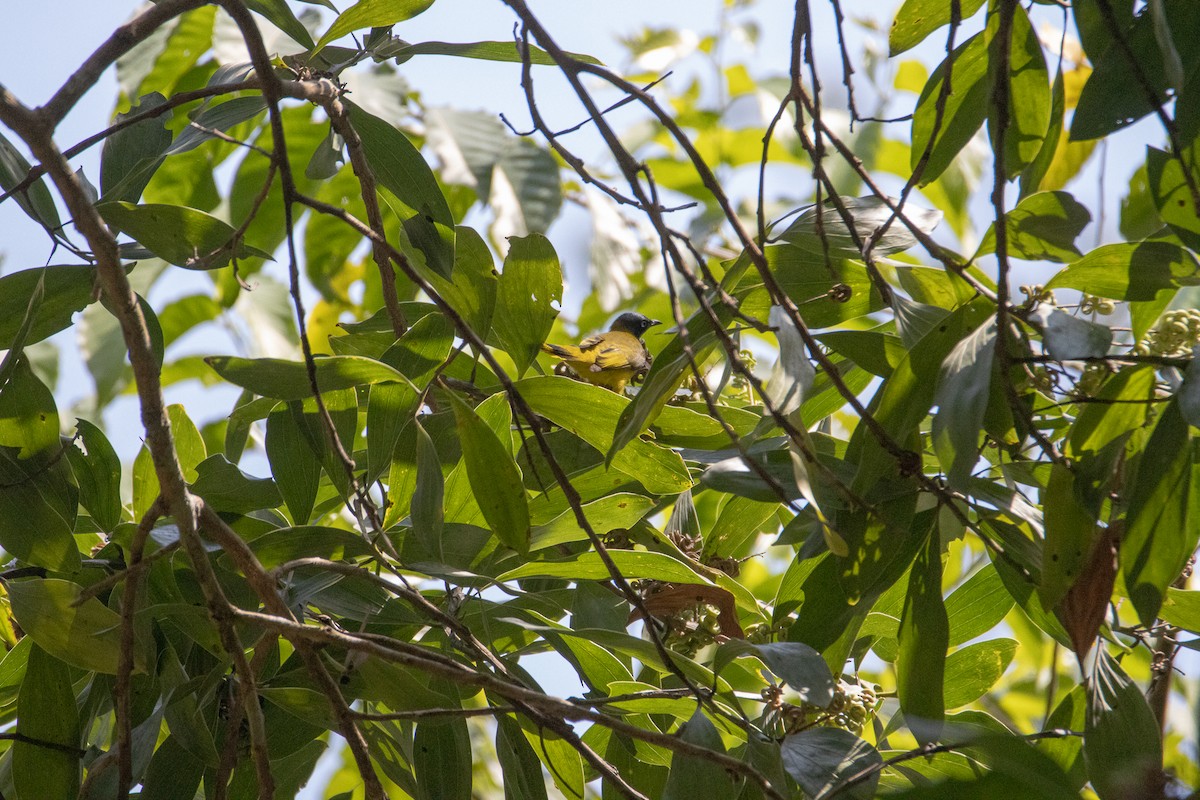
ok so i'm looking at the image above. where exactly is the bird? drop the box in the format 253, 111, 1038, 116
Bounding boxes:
540, 312, 661, 393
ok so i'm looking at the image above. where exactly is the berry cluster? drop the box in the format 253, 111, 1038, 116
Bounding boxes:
1079, 294, 1116, 315
762, 677, 880, 736
1134, 308, 1200, 357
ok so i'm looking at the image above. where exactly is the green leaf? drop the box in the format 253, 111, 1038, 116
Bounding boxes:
737, 247, 886, 328
1020, 65, 1066, 199
782, 728, 881, 800
423, 225, 497, 338
132, 403, 206, 520
943, 638, 1017, 709
932, 316, 995, 489
852, 299, 991, 491
1146, 146, 1200, 250
608, 306, 729, 461
989, 4, 1050, 176
246, 0, 316, 49
1071, 1, 1200, 141
315, 0, 436, 53
347, 101, 455, 277
8, 580, 144, 674
189, 454, 282, 514
530, 493, 655, 551
411, 417, 444, 551
1084, 651, 1163, 800
447, 392, 530, 554
396, 40, 602, 66
977, 191, 1091, 263
1067, 366, 1156, 457
0, 129, 62, 231
0, 355, 59, 460
13, 645, 79, 800
414, 718, 472, 800
366, 383, 420, 484
1122, 399, 1198, 626
911, 32, 989, 183
515, 376, 693, 495
0, 266, 95, 352
663, 710, 735, 800
140, 736, 204, 800
888, 0, 986, 55
380, 311, 455, 387
494, 234, 562, 377
495, 715, 548, 800
97, 201, 274, 269
100, 93, 171, 203
266, 402, 323, 525
0, 458, 79, 573
780, 196, 943, 257
896, 525, 948, 743
946, 565, 1014, 646
168, 96, 268, 156
498, 550, 711, 586
1045, 241, 1199, 300
205, 354, 412, 400
66, 419, 123, 532
1040, 463, 1098, 609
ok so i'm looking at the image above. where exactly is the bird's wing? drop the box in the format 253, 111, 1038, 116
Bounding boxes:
589, 334, 650, 372
577, 333, 607, 351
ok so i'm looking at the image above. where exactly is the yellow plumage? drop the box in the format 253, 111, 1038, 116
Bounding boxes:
540, 312, 660, 394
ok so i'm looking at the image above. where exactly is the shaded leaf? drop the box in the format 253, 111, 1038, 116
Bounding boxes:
663, 710, 735, 800
1031, 305, 1112, 361
932, 316, 995, 489
395, 40, 601, 66
0, 266, 95, 352
267, 401, 322, 525
896, 524, 948, 743
447, 391, 530, 554
0, 129, 61, 231
12, 645, 79, 800
189, 453, 282, 514
9, 580, 142, 674
414, 718, 472, 800
66, 419, 123, 532
206, 354, 411, 400
1084, 651, 1163, 800
100, 93, 171, 203
1122, 399, 1198, 626
1045, 242, 1200, 301
348, 101, 456, 277
977, 191, 1091, 263
782, 728, 881, 800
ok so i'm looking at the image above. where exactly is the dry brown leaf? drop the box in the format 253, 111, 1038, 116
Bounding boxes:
629, 584, 745, 639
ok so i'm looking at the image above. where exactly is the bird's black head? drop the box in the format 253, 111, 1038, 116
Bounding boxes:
609, 312, 661, 338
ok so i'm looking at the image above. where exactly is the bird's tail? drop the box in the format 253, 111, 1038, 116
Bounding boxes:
541, 342, 580, 359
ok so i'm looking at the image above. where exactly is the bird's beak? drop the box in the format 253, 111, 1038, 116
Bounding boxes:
650, 319, 662, 327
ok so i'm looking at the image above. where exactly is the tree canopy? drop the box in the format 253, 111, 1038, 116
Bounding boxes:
0, 0, 1197, 798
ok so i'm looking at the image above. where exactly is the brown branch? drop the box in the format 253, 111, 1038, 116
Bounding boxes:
229, 606, 784, 799
325, 99, 408, 338
39, 0, 209, 125
115, 497, 165, 800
